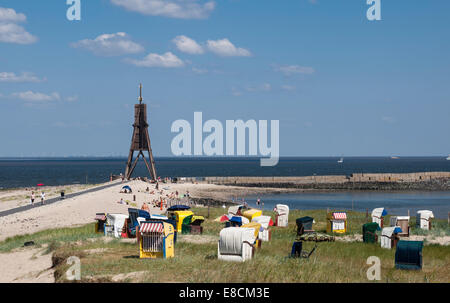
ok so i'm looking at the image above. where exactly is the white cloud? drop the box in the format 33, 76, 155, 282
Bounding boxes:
0, 72, 45, 83
11, 91, 61, 103
0, 7, 27, 23
66, 95, 79, 102
274, 64, 315, 76
192, 67, 208, 74
0, 7, 37, 45
110, 0, 215, 19
71, 32, 144, 56
206, 38, 251, 57
126, 52, 184, 68
173, 35, 204, 54
246, 83, 272, 92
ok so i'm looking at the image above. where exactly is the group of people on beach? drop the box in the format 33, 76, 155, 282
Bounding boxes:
30, 191, 45, 206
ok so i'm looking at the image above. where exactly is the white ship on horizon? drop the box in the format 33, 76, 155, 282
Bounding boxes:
447, 155, 450, 160
337, 157, 344, 163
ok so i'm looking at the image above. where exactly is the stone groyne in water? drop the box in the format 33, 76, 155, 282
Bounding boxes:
183, 172, 450, 191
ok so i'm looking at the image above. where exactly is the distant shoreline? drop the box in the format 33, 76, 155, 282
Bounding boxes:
1, 171, 450, 191
183, 172, 450, 191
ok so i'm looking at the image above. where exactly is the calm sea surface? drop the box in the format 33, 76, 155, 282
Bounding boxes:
0, 157, 448, 218
1, 157, 449, 188
245, 191, 450, 219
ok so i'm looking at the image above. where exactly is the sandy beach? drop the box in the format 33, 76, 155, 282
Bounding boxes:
0, 179, 290, 241
0, 179, 287, 283
0, 179, 448, 283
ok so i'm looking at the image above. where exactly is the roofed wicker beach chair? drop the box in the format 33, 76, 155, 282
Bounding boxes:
391, 216, 410, 237
218, 227, 256, 262
296, 216, 315, 236
127, 208, 151, 238
363, 222, 381, 244
181, 215, 205, 234
94, 213, 107, 233
416, 210, 434, 230
252, 215, 273, 242
381, 226, 402, 249
395, 240, 423, 270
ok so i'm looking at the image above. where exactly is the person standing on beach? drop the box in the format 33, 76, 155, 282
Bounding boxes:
30, 191, 35, 205
41, 191, 45, 205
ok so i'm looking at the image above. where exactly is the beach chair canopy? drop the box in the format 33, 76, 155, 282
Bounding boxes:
182, 215, 193, 225
274, 204, 289, 215
395, 241, 423, 270
95, 213, 106, 221
149, 214, 168, 221
219, 227, 255, 256
229, 216, 250, 226
397, 216, 410, 220
242, 209, 263, 221
174, 210, 194, 220
382, 226, 402, 237
393, 216, 410, 225
138, 209, 151, 220
167, 205, 191, 211
296, 216, 314, 232
372, 208, 388, 218
228, 205, 245, 216
417, 210, 434, 220
191, 215, 205, 225
252, 215, 273, 229
241, 222, 263, 238
139, 222, 164, 234
332, 212, 347, 220
296, 216, 314, 225
364, 222, 381, 232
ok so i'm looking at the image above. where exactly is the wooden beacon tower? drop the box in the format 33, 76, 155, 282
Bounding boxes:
124, 84, 157, 181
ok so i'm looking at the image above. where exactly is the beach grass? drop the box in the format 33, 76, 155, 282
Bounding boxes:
1, 208, 449, 282
0, 223, 102, 253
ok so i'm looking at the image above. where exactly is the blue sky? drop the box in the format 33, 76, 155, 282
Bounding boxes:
0, 0, 449, 157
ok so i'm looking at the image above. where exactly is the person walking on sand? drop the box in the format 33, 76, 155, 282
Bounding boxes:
41, 191, 45, 205
30, 191, 35, 206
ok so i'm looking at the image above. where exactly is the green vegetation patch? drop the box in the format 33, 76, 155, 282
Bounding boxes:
2, 208, 449, 282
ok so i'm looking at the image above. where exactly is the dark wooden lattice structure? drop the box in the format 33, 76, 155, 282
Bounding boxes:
124, 84, 157, 180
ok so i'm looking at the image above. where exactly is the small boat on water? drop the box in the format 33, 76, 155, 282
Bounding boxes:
446, 155, 450, 161
391, 156, 400, 159
337, 157, 344, 163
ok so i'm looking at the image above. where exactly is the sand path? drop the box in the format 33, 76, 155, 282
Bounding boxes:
0, 246, 54, 283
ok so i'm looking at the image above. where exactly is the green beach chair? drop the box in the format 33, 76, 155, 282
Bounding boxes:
181, 215, 193, 234
363, 222, 380, 243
